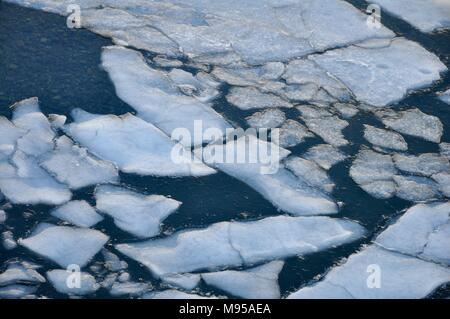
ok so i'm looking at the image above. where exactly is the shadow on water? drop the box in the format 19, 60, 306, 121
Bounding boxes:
0, 1, 449, 298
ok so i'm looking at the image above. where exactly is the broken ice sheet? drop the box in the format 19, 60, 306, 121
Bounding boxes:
95, 185, 181, 238
47, 269, 99, 296
303, 144, 348, 170
246, 109, 286, 129
116, 215, 365, 277
201, 261, 284, 299
393, 153, 450, 177
285, 157, 335, 193
275, 120, 314, 148
226, 87, 292, 110
0, 262, 45, 286
363, 125, 408, 152
19, 223, 109, 268
40, 135, 119, 190
438, 89, 450, 105
65, 109, 215, 177
393, 175, 440, 202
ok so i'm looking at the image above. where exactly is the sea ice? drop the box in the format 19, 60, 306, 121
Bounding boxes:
310, 38, 447, 107
102, 249, 128, 272
376, 202, 450, 265
143, 289, 214, 299
373, 0, 450, 33
19, 223, 109, 268
65, 109, 215, 177
303, 144, 348, 170
95, 185, 181, 238
0, 262, 45, 286
288, 245, 450, 299
393, 153, 450, 177
109, 281, 151, 297
393, 175, 440, 202
376, 108, 443, 143
200, 134, 338, 216
2, 231, 17, 250
0, 210, 6, 224
116, 215, 365, 277
162, 274, 201, 291
40, 136, 119, 189
226, 87, 292, 110
201, 261, 284, 299
432, 172, 450, 198
51, 200, 104, 228
101, 46, 231, 144
47, 269, 99, 295
246, 109, 286, 129
276, 120, 314, 148
439, 89, 450, 105
363, 125, 408, 151
285, 157, 335, 193
0, 284, 37, 299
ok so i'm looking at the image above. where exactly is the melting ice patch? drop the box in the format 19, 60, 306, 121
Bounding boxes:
116, 215, 365, 277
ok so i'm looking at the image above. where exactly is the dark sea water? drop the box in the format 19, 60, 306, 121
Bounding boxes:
0, 2, 449, 298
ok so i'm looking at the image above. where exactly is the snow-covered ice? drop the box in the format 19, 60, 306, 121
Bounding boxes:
227, 87, 292, 110
65, 109, 215, 177
47, 269, 99, 295
0, 210, 6, 224
393, 175, 440, 202
95, 185, 181, 238
51, 200, 103, 228
0, 262, 45, 286
162, 274, 201, 291
364, 125, 408, 151
246, 109, 286, 129
285, 157, 335, 193
393, 153, 449, 177
439, 89, 450, 105
40, 136, 119, 189
109, 281, 151, 297
373, 0, 450, 33
376, 108, 443, 143
19, 223, 109, 268
202, 261, 284, 299
116, 215, 365, 277
0, 284, 38, 299
102, 249, 128, 272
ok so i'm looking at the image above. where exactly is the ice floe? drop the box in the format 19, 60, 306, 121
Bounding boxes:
303, 144, 348, 170
376, 202, 450, 265
393, 175, 440, 202
95, 185, 181, 238
276, 120, 314, 148
101, 46, 231, 144
51, 200, 103, 228
162, 274, 201, 291
246, 109, 286, 129
102, 249, 128, 272
0, 284, 38, 299
285, 157, 335, 193
310, 38, 447, 107
47, 269, 99, 295
0, 262, 45, 286
0, 210, 6, 224
143, 289, 214, 299
109, 281, 151, 297
116, 215, 365, 277
2, 231, 17, 250
438, 89, 450, 105
202, 261, 284, 299
376, 108, 443, 143
373, 0, 450, 33
19, 223, 109, 268
363, 125, 408, 151
65, 109, 215, 177
226, 87, 292, 110
200, 134, 338, 215
393, 153, 449, 177
40, 136, 119, 189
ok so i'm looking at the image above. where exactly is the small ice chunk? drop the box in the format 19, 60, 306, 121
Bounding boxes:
109, 281, 151, 297
95, 185, 181, 238
226, 87, 292, 110
376, 108, 443, 143
153, 56, 183, 68
0, 284, 37, 299
162, 274, 201, 291
102, 249, 128, 272
144, 289, 214, 299
48, 114, 66, 130
0, 150, 72, 205
47, 269, 99, 295
438, 89, 450, 105
40, 136, 119, 189
246, 109, 286, 129
0, 262, 45, 286
51, 200, 103, 228
0, 210, 6, 224
117, 272, 130, 283
285, 157, 335, 193
350, 149, 396, 185
303, 144, 348, 170
200, 134, 338, 216
360, 180, 397, 199
19, 223, 109, 268
202, 261, 284, 299
376, 202, 450, 265
11, 97, 55, 157
275, 120, 314, 148
393, 175, 440, 202
363, 125, 408, 151
0, 116, 25, 157
333, 103, 359, 119
440, 142, 450, 159
116, 215, 365, 277
432, 172, 450, 198
2, 231, 17, 250
393, 153, 449, 177
310, 38, 447, 107
373, 0, 450, 33
288, 245, 450, 299
65, 110, 215, 177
